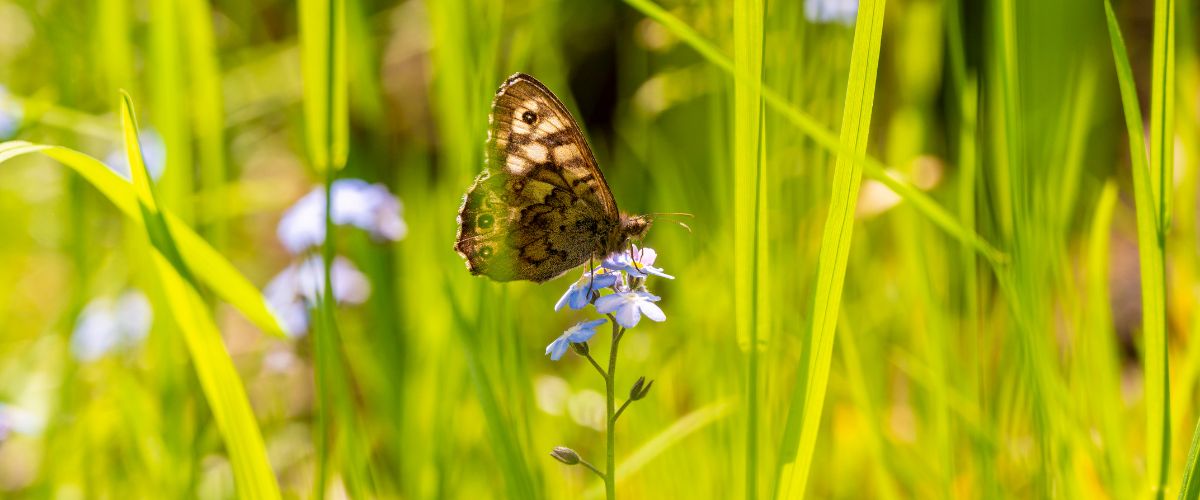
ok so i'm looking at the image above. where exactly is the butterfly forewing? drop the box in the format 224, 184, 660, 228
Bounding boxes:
455, 73, 622, 283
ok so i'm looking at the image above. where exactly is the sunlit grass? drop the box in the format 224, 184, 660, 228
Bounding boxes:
3, 0, 1200, 497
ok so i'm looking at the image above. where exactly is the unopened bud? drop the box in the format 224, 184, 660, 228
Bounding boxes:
550, 446, 581, 465
629, 377, 654, 401
571, 341, 590, 356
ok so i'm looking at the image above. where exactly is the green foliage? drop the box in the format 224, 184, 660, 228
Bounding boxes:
1, 0, 1199, 497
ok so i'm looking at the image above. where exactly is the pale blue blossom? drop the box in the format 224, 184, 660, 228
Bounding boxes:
105, 128, 167, 181
602, 245, 673, 280
595, 291, 665, 329
545, 319, 607, 361
71, 290, 153, 362
0, 85, 22, 139
0, 403, 43, 442
555, 267, 621, 311
806, 0, 858, 25
277, 179, 407, 254
264, 255, 372, 337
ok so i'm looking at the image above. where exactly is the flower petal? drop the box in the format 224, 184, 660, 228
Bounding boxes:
594, 294, 625, 314
554, 287, 574, 312
615, 303, 641, 328
638, 301, 666, 322
643, 266, 674, 279
581, 318, 609, 330
568, 288, 590, 310
638, 247, 658, 266
546, 337, 570, 361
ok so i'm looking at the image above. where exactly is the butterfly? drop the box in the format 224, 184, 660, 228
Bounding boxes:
455, 73, 650, 283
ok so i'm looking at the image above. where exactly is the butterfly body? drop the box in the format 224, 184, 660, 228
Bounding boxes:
455, 73, 649, 283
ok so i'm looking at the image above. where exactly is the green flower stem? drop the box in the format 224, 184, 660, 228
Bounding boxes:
579, 458, 607, 480
584, 351, 608, 379
613, 398, 634, 423
604, 314, 625, 500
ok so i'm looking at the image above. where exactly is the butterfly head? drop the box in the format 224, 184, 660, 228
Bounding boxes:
620, 214, 652, 243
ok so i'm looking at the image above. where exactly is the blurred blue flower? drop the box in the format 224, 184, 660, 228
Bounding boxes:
105, 128, 167, 181
555, 267, 621, 311
0, 85, 22, 139
0, 403, 43, 442
545, 318, 608, 361
264, 255, 372, 337
595, 290, 665, 329
71, 290, 153, 362
602, 245, 673, 280
277, 179, 407, 255
805, 0, 858, 25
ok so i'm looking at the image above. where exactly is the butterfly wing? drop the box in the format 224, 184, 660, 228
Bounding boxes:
455, 73, 620, 283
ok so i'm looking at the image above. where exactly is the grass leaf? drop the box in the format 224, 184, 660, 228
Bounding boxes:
1104, 1, 1172, 496
300, 0, 347, 172
120, 92, 280, 500
732, 0, 766, 496
774, 0, 887, 497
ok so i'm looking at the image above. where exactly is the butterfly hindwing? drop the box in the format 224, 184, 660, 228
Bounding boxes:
455, 73, 621, 283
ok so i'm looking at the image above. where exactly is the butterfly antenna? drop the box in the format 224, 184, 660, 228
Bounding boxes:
649, 212, 694, 219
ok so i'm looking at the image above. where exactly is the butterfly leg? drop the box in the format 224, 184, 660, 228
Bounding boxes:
628, 241, 646, 275
587, 255, 596, 300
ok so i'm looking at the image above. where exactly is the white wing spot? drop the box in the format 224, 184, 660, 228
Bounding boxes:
553, 144, 581, 164
506, 154, 531, 174
523, 143, 548, 162
538, 116, 565, 136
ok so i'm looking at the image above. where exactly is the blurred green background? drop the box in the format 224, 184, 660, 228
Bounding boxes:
0, 0, 1197, 498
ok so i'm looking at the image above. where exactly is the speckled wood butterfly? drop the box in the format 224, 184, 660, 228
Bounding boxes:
455, 73, 650, 283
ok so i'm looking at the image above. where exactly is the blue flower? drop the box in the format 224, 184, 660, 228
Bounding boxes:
595, 291, 665, 329
805, 0, 858, 25
555, 267, 621, 311
0, 85, 22, 139
264, 256, 372, 337
545, 319, 608, 361
603, 245, 673, 280
277, 179, 407, 254
71, 290, 153, 362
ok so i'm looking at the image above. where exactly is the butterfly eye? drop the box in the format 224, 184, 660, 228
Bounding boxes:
477, 214, 494, 229
479, 246, 494, 258
521, 110, 538, 125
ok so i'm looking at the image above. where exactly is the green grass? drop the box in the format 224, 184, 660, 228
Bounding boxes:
1, 0, 1200, 497
775, 1, 886, 497
1105, 1, 1172, 495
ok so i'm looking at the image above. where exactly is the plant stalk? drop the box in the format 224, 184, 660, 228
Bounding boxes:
605, 319, 624, 500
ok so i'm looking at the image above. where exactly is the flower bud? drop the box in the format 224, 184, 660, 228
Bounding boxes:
571, 341, 590, 356
629, 377, 654, 401
550, 446, 581, 465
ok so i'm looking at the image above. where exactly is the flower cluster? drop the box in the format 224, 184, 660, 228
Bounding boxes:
545, 245, 671, 360
277, 179, 407, 254
266, 178, 405, 337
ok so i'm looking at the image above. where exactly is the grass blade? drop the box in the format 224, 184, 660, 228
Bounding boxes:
732, 0, 766, 496
1103, 1, 1171, 496
300, 0, 348, 173
179, 0, 229, 245
120, 92, 280, 500
0, 141, 288, 338
774, 0, 887, 497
